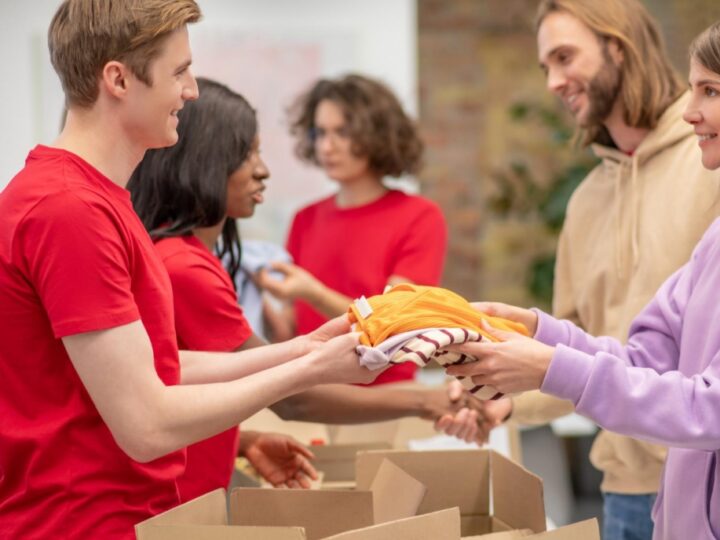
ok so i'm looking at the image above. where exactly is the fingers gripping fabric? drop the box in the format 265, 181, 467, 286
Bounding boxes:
348, 284, 529, 400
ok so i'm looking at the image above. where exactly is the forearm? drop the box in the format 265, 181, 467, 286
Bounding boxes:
179, 335, 310, 384
138, 355, 323, 461
303, 284, 352, 320
544, 347, 720, 450
534, 309, 627, 357
271, 384, 431, 424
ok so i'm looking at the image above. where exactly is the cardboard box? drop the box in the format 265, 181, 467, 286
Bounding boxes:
323, 507, 461, 540
311, 442, 391, 485
137, 457, 428, 540
462, 518, 599, 539
355, 449, 545, 537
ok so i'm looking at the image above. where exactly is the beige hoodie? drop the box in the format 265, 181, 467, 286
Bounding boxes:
512, 92, 720, 494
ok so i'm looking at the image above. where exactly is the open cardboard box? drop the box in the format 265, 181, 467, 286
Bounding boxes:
310, 442, 391, 489
137, 458, 431, 540
462, 518, 599, 539
355, 448, 545, 537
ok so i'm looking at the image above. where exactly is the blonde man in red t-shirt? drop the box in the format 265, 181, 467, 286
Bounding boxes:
0, 2, 381, 538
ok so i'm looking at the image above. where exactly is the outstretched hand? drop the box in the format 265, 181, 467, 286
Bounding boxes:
242, 431, 319, 489
444, 321, 554, 394
471, 301, 539, 336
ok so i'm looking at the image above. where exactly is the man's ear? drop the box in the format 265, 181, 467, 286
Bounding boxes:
100, 60, 131, 99
607, 37, 624, 66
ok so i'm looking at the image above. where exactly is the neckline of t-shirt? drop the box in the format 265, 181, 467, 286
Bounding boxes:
329, 189, 403, 214
32, 144, 131, 201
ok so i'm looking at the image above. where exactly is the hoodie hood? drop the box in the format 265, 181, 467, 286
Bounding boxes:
589, 92, 694, 278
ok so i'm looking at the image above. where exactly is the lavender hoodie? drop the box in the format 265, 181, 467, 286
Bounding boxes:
536, 218, 720, 540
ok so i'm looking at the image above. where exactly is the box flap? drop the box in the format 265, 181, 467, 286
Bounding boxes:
230, 487, 374, 540
356, 449, 490, 516
490, 451, 545, 533
529, 519, 599, 540
135, 489, 227, 539
312, 442, 391, 482
138, 524, 307, 540
369, 458, 427, 524
462, 529, 532, 539
322, 508, 461, 540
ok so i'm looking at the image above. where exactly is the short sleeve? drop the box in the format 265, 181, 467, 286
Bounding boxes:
17, 192, 140, 338
164, 252, 252, 352
390, 199, 448, 285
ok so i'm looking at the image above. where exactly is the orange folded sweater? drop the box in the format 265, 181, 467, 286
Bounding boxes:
348, 283, 529, 346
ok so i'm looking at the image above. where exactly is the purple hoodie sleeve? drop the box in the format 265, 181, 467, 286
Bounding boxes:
532, 244, 720, 450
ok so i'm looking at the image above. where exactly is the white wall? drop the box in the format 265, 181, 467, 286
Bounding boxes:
0, 0, 417, 244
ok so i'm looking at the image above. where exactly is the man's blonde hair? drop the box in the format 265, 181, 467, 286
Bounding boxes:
49, 0, 201, 108
537, 0, 684, 146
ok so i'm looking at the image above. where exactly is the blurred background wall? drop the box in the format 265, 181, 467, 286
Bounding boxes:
3, 0, 719, 306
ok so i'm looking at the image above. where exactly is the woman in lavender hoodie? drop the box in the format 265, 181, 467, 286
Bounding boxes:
447, 22, 720, 540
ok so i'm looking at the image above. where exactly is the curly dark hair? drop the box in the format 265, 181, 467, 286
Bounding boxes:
289, 74, 423, 177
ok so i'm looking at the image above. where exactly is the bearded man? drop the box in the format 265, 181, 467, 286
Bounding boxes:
484, 1, 720, 538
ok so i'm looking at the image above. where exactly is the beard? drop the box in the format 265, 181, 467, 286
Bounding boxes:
579, 46, 623, 128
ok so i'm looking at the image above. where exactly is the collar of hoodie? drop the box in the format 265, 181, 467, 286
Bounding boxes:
589, 92, 693, 279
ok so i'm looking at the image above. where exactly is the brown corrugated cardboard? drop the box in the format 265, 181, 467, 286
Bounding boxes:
230, 488, 373, 540
136, 455, 429, 540
323, 508, 462, 540
311, 442, 392, 483
140, 525, 307, 539
462, 518, 599, 540
369, 459, 427, 524
462, 530, 533, 540
527, 519, 599, 540
355, 449, 545, 537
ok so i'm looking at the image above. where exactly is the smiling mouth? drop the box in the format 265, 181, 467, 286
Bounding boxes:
565, 92, 582, 112
698, 134, 718, 142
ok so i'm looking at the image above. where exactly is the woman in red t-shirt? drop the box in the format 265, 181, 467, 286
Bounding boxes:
258, 74, 448, 385
128, 78, 483, 501
129, 78, 320, 501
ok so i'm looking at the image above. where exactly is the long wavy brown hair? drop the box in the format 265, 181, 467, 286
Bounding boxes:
289, 74, 423, 177
537, 0, 684, 147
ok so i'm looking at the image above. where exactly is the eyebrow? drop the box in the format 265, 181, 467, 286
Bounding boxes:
175, 59, 192, 73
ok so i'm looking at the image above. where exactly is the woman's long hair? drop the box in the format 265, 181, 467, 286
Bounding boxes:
128, 77, 257, 281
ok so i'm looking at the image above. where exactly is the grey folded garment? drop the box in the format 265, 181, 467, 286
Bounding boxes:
225, 240, 292, 339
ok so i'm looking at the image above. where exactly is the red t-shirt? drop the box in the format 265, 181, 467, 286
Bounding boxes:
155, 235, 252, 502
0, 146, 184, 538
287, 190, 447, 384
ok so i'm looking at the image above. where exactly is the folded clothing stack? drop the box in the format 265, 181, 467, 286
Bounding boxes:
347, 283, 528, 400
